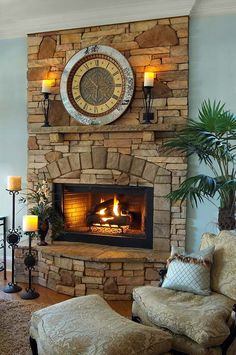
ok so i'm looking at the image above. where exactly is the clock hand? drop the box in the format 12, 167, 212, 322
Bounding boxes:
95, 85, 100, 103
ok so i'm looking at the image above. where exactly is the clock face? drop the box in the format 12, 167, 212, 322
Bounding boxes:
60, 45, 134, 125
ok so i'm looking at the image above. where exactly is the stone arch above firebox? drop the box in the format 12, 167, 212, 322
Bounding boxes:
38, 148, 177, 251
42, 147, 171, 186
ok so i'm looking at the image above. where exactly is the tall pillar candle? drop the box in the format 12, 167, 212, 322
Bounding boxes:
23, 215, 38, 232
7, 176, 22, 191
42, 80, 52, 94
144, 72, 155, 87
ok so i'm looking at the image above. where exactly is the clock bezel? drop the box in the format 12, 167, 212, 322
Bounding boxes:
60, 45, 135, 126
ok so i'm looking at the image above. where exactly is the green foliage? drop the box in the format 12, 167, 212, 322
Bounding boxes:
163, 100, 236, 210
19, 180, 64, 239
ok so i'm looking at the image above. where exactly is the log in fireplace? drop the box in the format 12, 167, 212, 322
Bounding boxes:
53, 183, 153, 248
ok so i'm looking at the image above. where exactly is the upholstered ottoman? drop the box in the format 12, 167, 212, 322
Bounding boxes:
30, 294, 172, 355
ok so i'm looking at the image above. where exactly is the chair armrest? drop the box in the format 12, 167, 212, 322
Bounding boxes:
221, 304, 236, 355
159, 267, 167, 286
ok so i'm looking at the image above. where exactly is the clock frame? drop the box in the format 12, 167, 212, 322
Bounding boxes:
60, 45, 134, 125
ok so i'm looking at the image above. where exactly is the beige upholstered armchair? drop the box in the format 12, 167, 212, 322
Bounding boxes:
132, 230, 236, 354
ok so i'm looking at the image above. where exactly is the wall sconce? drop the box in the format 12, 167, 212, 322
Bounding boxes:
143, 72, 155, 124
41, 79, 54, 127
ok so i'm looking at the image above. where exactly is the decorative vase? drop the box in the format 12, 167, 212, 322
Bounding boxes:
37, 219, 49, 246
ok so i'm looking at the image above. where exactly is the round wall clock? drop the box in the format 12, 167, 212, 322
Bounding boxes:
60, 45, 134, 125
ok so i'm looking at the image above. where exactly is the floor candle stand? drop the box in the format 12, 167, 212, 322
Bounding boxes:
3, 190, 22, 293
21, 215, 40, 300
0, 216, 7, 280
20, 231, 39, 300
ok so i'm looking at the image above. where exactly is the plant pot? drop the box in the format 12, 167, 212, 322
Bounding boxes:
38, 219, 49, 246
218, 206, 236, 231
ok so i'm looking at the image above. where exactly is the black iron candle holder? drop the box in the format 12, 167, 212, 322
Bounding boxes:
143, 86, 154, 123
41, 92, 51, 127
20, 231, 39, 300
3, 190, 22, 294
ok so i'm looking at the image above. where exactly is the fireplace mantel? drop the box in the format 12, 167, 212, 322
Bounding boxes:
28, 123, 184, 135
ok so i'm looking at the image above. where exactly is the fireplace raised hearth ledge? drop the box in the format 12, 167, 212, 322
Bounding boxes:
15, 241, 168, 300
17, 240, 169, 262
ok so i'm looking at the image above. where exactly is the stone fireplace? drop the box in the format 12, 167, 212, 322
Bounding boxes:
15, 15, 189, 299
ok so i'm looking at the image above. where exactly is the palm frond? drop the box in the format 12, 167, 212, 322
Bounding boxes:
198, 100, 236, 134
167, 175, 218, 207
163, 100, 236, 173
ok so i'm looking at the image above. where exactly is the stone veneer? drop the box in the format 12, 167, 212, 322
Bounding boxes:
17, 16, 189, 298
15, 243, 168, 299
27, 16, 188, 251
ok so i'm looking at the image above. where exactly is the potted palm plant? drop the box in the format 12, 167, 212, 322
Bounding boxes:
163, 100, 236, 230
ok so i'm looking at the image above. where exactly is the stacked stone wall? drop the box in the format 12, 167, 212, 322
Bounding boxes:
27, 16, 188, 128
15, 246, 167, 299
27, 16, 189, 252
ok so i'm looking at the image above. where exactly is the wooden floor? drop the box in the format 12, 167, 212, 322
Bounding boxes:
0, 272, 132, 318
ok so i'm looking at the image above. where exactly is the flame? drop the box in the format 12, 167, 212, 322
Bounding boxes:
98, 208, 106, 215
97, 198, 106, 215
96, 195, 120, 221
113, 195, 119, 216
101, 217, 114, 222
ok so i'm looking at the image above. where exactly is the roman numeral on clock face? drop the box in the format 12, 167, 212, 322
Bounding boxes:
113, 71, 119, 76
74, 95, 81, 101
83, 63, 90, 70
112, 94, 119, 100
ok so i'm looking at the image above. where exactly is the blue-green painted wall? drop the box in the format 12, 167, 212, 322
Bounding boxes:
187, 14, 236, 250
0, 38, 27, 233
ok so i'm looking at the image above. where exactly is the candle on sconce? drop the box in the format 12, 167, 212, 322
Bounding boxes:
42, 79, 52, 94
23, 215, 38, 232
7, 176, 22, 191
144, 72, 155, 87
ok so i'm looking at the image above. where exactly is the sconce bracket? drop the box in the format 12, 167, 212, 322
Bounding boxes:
143, 86, 154, 124
41, 92, 51, 127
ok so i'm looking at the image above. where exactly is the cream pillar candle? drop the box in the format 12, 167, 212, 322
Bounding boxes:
7, 176, 22, 191
23, 215, 38, 232
144, 72, 155, 87
42, 79, 52, 94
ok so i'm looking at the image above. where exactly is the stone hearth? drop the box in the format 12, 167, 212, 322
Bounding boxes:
15, 242, 168, 300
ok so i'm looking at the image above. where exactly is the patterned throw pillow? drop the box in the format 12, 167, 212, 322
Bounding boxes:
161, 245, 215, 296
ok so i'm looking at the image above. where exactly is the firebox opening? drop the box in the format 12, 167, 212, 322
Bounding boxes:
54, 184, 153, 249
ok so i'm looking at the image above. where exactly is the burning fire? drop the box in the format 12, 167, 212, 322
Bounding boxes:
97, 195, 120, 221
101, 217, 114, 222
113, 195, 119, 216
99, 208, 106, 216
89, 194, 131, 234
